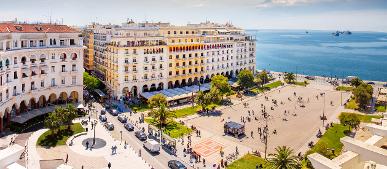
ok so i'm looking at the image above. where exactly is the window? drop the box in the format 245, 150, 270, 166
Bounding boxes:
169, 63, 172, 67
61, 77, 65, 84
14, 71, 18, 79
6, 89, 9, 99
169, 55, 172, 59
39, 40, 44, 46
125, 58, 129, 63
70, 39, 75, 45
51, 78, 55, 86
144, 74, 148, 79
41, 80, 44, 87
51, 53, 55, 59
125, 66, 129, 72
133, 58, 137, 63
51, 66, 55, 72
159, 64, 163, 69
31, 82, 35, 90
72, 76, 76, 85
14, 57, 17, 64
60, 40, 65, 46
0, 93, 2, 102
125, 49, 129, 54
13, 86, 16, 96
169, 71, 172, 76
22, 84, 25, 92
62, 65, 66, 72
133, 66, 137, 72
72, 64, 76, 71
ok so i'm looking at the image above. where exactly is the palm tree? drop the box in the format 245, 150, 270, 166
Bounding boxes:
149, 104, 176, 128
268, 146, 301, 169
284, 72, 296, 84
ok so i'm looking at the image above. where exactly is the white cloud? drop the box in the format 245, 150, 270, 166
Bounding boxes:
256, 0, 329, 8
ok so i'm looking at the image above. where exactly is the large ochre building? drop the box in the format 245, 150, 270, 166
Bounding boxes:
0, 22, 84, 132
85, 21, 255, 99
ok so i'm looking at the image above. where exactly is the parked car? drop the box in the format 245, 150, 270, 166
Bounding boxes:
99, 115, 107, 122
117, 114, 127, 123
135, 131, 147, 141
305, 76, 316, 80
104, 122, 114, 131
109, 109, 119, 116
168, 160, 187, 169
367, 81, 375, 85
100, 108, 106, 115
143, 139, 160, 153
124, 123, 134, 131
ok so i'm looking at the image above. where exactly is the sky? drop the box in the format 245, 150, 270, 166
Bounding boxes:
1, 0, 387, 32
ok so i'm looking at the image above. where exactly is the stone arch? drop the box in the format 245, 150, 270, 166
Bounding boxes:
21, 56, 27, 64
11, 104, 18, 117
59, 92, 68, 103
230, 70, 234, 77
38, 95, 47, 107
70, 91, 79, 103
142, 85, 149, 92
49, 93, 57, 104
187, 78, 193, 86
20, 100, 28, 114
181, 79, 187, 87
168, 81, 173, 89
193, 77, 199, 85
205, 75, 210, 83
157, 82, 164, 90
60, 53, 67, 61
131, 86, 138, 97
200, 76, 204, 84
236, 69, 239, 75
174, 80, 180, 88
150, 84, 157, 92
29, 98, 37, 109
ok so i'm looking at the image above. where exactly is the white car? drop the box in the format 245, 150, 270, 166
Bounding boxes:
143, 139, 160, 153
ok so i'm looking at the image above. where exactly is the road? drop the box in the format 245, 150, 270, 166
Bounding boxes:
92, 102, 192, 169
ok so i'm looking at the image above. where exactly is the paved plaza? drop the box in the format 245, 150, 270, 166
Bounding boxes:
185, 84, 351, 155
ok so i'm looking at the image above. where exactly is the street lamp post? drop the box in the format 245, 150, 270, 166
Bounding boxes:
120, 130, 123, 144
92, 120, 97, 145
321, 92, 326, 126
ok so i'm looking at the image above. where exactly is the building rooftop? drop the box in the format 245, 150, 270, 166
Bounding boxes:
0, 23, 78, 33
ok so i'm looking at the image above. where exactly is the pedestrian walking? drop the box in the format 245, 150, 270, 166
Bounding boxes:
108, 162, 111, 169
65, 153, 68, 164
85, 141, 89, 149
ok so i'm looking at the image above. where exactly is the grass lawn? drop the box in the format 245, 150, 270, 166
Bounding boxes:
345, 99, 359, 110
340, 112, 383, 123
37, 123, 84, 147
308, 124, 347, 157
250, 81, 283, 94
174, 106, 201, 118
336, 86, 354, 92
129, 102, 150, 112
294, 81, 309, 86
227, 154, 268, 169
375, 105, 386, 112
264, 80, 283, 89
144, 118, 192, 138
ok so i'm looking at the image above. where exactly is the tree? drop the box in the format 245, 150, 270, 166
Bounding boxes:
44, 111, 61, 134
353, 83, 373, 110
211, 75, 231, 99
268, 146, 301, 169
148, 94, 167, 109
63, 104, 78, 129
237, 69, 255, 90
257, 70, 269, 85
254, 76, 263, 88
350, 78, 363, 87
83, 72, 102, 90
339, 113, 360, 131
284, 72, 296, 84
195, 89, 221, 114
148, 104, 176, 128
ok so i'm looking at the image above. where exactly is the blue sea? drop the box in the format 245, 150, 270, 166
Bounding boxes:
248, 30, 387, 82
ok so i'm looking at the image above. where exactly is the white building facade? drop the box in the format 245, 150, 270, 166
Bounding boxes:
88, 21, 256, 99
0, 23, 84, 132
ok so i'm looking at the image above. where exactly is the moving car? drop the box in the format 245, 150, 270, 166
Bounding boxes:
367, 81, 375, 85
104, 122, 114, 131
305, 76, 316, 80
168, 160, 187, 169
134, 131, 147, 141
124, 123, 134, 131
117, 114, 127, 123
143, 139, 160, 153
99, 115, 107, 122
109, 109, 119, 116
